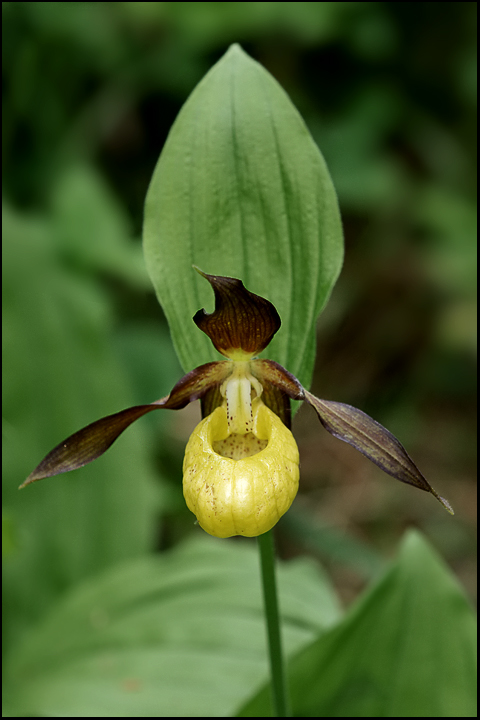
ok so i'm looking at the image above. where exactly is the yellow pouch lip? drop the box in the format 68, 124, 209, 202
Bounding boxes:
193, 398, 299, 464
183, 399, 299, 538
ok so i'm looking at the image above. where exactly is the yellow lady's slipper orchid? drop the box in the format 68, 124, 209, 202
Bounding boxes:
21, 268, 453, 533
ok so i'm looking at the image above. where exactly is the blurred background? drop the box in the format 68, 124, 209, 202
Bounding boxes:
3, 0, 476, 639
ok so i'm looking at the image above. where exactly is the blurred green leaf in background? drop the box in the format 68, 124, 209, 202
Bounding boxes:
3, 2, 476, 717
2, 187, 161, 644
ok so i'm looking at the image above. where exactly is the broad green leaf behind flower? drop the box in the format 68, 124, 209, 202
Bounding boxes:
143, 44, 343, 390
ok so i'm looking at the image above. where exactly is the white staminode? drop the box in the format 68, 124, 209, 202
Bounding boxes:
220, 362, 263, 435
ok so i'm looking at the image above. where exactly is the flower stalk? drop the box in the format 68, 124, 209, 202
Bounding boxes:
258, 530, 291, 718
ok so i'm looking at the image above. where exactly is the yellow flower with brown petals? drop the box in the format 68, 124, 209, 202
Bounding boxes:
22, 267, 453, 533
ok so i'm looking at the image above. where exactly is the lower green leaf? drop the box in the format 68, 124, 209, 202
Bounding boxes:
238, 530, 476, 718
5, 537, 340, 718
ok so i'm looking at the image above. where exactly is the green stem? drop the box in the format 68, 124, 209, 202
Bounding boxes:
257, 530, 291, 717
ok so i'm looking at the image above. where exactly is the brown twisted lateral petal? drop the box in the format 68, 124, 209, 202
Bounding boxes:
193, 268, 281, 359
20, 361, 231, 488
251, 359, 305, 402
304, 390, 454, 514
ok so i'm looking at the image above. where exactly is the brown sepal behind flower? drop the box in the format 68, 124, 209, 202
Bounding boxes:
250, 359, 306, 428
193, 268, 281, 359
261, 382, 292, 429
251, 359, 305, 401
200, 385, 224, 420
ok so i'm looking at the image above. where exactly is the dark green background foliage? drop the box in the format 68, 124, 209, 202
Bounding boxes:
3, 3, 476, 717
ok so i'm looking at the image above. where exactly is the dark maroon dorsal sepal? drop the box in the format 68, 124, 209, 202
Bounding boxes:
193, 267, 281, 360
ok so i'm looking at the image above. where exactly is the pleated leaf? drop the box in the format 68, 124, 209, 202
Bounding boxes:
143, 44, 343, 390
